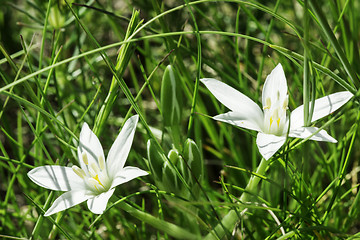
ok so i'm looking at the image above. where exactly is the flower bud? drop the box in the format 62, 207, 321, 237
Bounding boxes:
168, 148, 180, 165
49, 6, 65, 29
183, 139, 203, 183
162, 161, 179, 193
161, 65, 183, 127
147, 139, 181, 193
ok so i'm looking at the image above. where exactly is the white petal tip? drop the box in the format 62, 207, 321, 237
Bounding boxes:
329, 138, 338, 143
263, 155, 272, 161
90, 210, 104, 215
200, 78, 217, 84
126, 115, 139, 129
256, 133, 286, 161
131, 114, 139, 121
81, 122, 90, 131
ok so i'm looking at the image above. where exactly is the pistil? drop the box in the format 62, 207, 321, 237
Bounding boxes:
263, 94, 288, 136
72, 151, 110, 193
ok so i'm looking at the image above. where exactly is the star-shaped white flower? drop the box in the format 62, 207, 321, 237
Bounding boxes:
201, 64, 353, 160
28, 115, 148, 216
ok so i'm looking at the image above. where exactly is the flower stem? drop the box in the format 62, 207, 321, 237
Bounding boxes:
309, 0, 359, 87
204, 158, 269, 240
303, 0, 310, 126
117, 201, 199, 239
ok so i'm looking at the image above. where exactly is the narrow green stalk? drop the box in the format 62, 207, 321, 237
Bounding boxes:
122, 50, 174, 124
3, 29, 356, 96
309, 0, 359, 87
275, 231, 296, 240
25, 192, 71, 240
37, 0, 52, 72
34, 0, 52, 165
256, 0, 281, 88
308, 64, 316, 125
92, 10, 141, 135
0, 90, 78, 140
204, 158, 269, 240
322, 110, 360, 223
65, 2, 143, 136
269, 44, 356, 93
30, 192, 54, 240
185, 0, 202, 138
0, 47, 33, 65
65, 4, 195, 199
303, 0, 310, 126
117, 201, 198, 239
17, 111, 23, 159
35, 44, 63, 168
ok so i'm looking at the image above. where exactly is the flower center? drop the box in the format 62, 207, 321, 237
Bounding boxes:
72, 153, 111, 193
263, 92, 288, 136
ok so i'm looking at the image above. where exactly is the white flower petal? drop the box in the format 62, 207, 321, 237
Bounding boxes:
44, 190, 91, 216
256, 132, 286, 160
87, 188, 115, 214
262, 64, 288, 108
110, 166, 148, 189
77, 123, 105, 172
28, 165, 84, 191
200, 78, 264, 127
290, 91, 353, 129
289, 127, 337, 143
106, 115, 139, 178
213, 111, 263, 132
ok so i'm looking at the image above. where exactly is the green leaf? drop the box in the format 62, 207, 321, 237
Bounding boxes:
147, 139, 167, 181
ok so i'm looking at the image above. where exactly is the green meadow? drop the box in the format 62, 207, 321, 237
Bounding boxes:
1, 0, 360, 239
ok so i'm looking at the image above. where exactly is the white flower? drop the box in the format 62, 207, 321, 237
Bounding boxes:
201, 64, 353, 160
28, 115, 148, 216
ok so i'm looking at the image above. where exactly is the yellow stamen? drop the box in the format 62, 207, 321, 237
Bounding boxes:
277, 118, 281, 127
94, 175, 105, 188
82, 152, 88, 165
269, 117, 273, 126
98, 156, 105, 170
283, 97, 288, 110
88, 178, 99, 188
263, 97, 271, 110
72, 165, 86, 179
90, 162, 100, 174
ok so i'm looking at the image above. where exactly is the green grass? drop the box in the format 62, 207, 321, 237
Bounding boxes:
1, 0, 360, 239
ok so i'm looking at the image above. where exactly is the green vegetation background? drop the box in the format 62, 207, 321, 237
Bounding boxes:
1, 0, 360, 239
